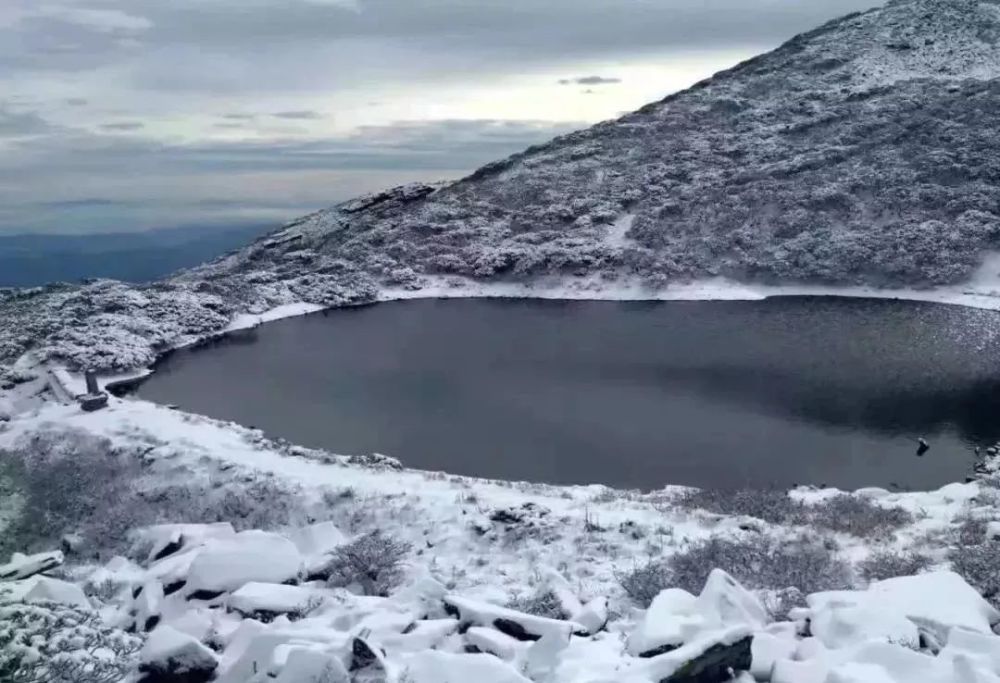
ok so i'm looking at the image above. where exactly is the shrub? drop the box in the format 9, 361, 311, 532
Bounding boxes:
858, 551, 933, 582
506, 589, 565, 619
675, 488, 805, 525
665, 535, 853, 596
949, 541, 1000, 609
1, 427, 307, 560
807, 495, 913, 538
616, 559, 673, 607
322, 530, 412, 597
0, 601, 142, 683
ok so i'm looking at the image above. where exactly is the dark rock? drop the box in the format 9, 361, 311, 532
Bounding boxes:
640, 642, 681, 659
493, 617, 540, 642
163, 580, 186, 596
185, 589, 224, 602
153, 537, 185, 562
350, 636, 384, 671
657, 635, 753, 683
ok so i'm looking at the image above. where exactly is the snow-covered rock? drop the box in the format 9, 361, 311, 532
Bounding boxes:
627, 587, 704, 657
227, 582, 319, 620
185, 530, 303, 596
574, 596, 609, 635
135, 579, 165, 631
0, 550, 63, 581
444, 594, 582, 641
939, 628, 1000, 676
272, 647, 349, 683
810, 602, 919, 650
695, 568, 769, 630
144, 522, 236, 562
807, 572, 1000, 646
634, 625, 754, 682
23, 575, 91, 609
139, 625, 219, 683
466, 626, 522, 661
750, 631, 798, 681
400, 650, 532, 683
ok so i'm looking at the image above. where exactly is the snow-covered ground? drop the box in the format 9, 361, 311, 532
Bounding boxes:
1, 392, 999, 682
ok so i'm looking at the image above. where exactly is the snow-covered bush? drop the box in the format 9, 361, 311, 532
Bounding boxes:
806, 494, 913, 539
320, 530, 412, 597
1, 428, 307, 560
949, 540, 1000, 609
0, 601, 141, 683
675, 488, 805, 525
858, 550, 933, 582
506, 589, 565, 619
0, 432, 142, 558
668, 535, 851, 597
617, 560, 672, 607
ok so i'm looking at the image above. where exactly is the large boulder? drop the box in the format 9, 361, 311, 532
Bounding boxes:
807, 571, 1000, 648
185, 531, 303, 598
695, 569, 768, 631
810, 602, 918, 650
226, 582, 318, 621
627, 588, 704, 657
138, 625, 219, 683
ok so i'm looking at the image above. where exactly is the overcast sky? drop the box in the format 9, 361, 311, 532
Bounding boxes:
0, 0, 880, 235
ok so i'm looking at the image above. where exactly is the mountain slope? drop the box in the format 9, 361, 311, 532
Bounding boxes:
4, 0, 1000, 375
188, 0, 1000, 292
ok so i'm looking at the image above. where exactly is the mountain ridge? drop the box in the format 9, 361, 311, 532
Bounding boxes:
4, 0, 1000, 375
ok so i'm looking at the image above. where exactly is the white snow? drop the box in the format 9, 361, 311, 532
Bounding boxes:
185, 530, 303, 594
0, 550, 63, 581
400, 650, 532, 683
225, 302, 325, 333
627, 587, 702, 656
140, 624, 219, 674
22, 576, 91, 609
808, 572, 1000, 643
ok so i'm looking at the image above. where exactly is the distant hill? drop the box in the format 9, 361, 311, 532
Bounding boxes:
0, 223, 273, 287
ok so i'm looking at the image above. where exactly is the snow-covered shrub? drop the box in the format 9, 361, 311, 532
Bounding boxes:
321, 530, 412, 597
858, 550, 933, 582
1, 428, 307, 560
949, 540, 1000, 609
664, 535, 852, 596
617, 560, 673, 607
0, 432, 143, 558
806, 494, 913, 538
0, 601, 141, 683
675, 488, 806, 525
506, 589, 565, 619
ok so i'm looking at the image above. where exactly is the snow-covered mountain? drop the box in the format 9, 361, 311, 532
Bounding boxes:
4, 0, 1000, 376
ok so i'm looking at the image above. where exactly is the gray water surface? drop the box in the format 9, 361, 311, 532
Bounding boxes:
135, 297, 1000, 490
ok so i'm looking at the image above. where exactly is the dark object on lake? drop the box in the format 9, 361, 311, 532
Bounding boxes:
79, 370, 109, 412
917, 438, 930, 456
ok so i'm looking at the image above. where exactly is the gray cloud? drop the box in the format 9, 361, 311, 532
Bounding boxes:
222, 113, 256, 120
559, 75, 621, 85
272, 110, 325, 120
65, 98, 89, 107
99, 121, 145, 131
0, 118, 579, 233
0, 107, 53, 138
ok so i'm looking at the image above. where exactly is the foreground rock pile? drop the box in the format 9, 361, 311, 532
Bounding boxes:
2, 520, 1000, 683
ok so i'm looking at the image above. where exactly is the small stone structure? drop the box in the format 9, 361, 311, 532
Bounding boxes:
79, 370, 109, 412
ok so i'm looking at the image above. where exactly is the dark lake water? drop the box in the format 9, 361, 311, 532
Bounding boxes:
134, 297, 1000, 491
